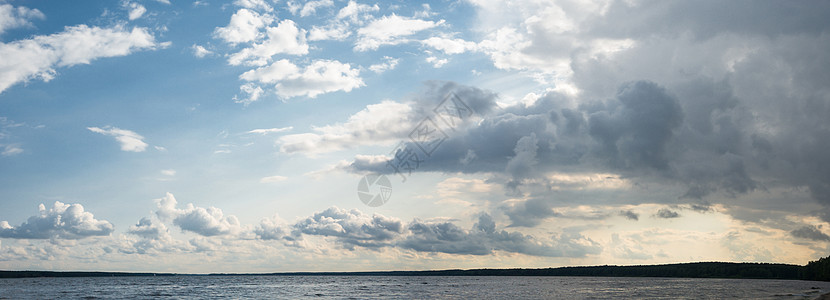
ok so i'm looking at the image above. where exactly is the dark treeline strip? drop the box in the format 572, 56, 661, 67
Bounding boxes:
3, 256, 830, 281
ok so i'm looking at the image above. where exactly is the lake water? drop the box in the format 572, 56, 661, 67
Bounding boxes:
1, 275, 829, 299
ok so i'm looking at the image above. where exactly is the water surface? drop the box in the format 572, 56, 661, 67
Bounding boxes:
1, 275, 829, 299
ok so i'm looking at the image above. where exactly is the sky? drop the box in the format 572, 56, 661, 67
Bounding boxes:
0, 0, 829, 273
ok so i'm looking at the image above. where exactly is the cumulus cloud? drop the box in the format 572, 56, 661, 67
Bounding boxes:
124, 2, 147, 20
227, 19, 308, 66
655, 208, 680, 219
239, 59, 363, 99
421, 37, 477, 55
191, 44, 213, 58
214, 8, 273, 45
399, 214, 601, 257
234, 0, 273, 12
0, 24, 160, 94
154, 192, 244, 237
128, 217, 169, 240
296, 0, 334, 17
355, 14, 443, 51
0, 202, 114, 239
292, 207, 404, 249
87, 126, 148, 152
0, 3, 45, 36
255, 215, 289, 241
336, 1, 378, 23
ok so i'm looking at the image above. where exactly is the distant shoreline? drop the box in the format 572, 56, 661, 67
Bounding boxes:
2, 261, 825, 281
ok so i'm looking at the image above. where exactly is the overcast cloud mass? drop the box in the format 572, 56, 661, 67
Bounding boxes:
0, 0, 829, 272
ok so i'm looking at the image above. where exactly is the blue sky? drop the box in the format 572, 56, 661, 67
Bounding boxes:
1, 0, 830, 272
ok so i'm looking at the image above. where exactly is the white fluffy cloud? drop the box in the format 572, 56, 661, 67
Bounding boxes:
125, 2, 147, 20
234, 0, 273, 12
213, 8, 273, 45
239, 59, 363, 99
87, 126, 148, 152
297, 0, 334, 17
421, 37, 477, 55
278, 100, 413, 154
191, 44, 213, 58
0, 24, 160, 94
355, 14, 443, 51
0, 201, 114, 239
155, 192, 244, 237
227, 19, 308, 66
0, 3, 44, 35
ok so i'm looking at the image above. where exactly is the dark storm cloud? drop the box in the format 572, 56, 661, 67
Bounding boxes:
655, 208, 680, 219
349, 80, 686, 189
0, 202, 114, 239
588, 0, 830, 40
345, 0, 830, 228
398, 214, 601, 257
620, 210, 639, 221
791, 225, 830, 242
587, 81, 682, 171
502, 198, 611, 228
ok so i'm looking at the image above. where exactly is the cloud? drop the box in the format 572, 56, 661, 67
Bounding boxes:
234, 0, 273, 12
246, 126, 293, 135
298, 0, 333, 17
368, 56, 399, 73
127, 217, 169, 240
355, 14, 443, 51
278, 100, 413, 154
292, 207, 404, 249
0, 3, 45, 35
655, 208, 680, 219
399, 214, 601, 257
0, 24, 160, 94
191, 44, 213, 58
213, 8, 273, 45
620, 210, 639, 221
88, 126, 148, 152
125, 2, 147, 20
234, 83, 265, 105
227, 19, 308, 66
1, 144, 23, 156
421, 37, 477, 55
336, 1, 378, 23
502, 199, 613, 227
239, 59, 363, 99
254, 215, 289, 241
154, 192, 244, 237
791, 225, 830, 242
425, 56, 448, 68
0, 201, 114, 239
259, 175, 287, 183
